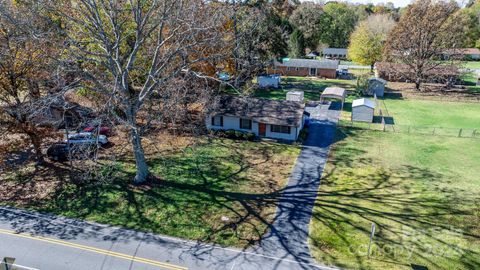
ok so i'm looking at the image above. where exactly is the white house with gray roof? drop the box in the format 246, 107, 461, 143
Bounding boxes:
206, 95, 307, 141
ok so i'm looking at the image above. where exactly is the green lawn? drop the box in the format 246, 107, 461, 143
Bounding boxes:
460, 72, 480, 94
381, 98, 480, 129
460, 61, 480, 70
254, 76, 358, 101
309, 128, 480, 270
2, 138, 300, 247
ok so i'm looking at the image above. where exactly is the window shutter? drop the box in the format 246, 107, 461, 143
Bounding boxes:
211, 116, 215, 126
220, 116, 223, 126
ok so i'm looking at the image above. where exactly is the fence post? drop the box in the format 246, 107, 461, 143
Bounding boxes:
432, 128, 436, 135
473, 129, 477, 138
458, 128, 463, 138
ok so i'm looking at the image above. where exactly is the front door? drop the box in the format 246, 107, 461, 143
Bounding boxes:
309, 68, 317, 76
259, 123, 266, 137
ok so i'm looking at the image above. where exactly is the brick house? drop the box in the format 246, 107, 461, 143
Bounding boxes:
267, 58, 339, 79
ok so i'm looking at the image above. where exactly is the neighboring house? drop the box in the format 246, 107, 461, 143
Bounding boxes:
352, 98, 375, 123
257, 75, 281, 88
322, 48, 348, 60
306, 51, 320, 58
367, 77, 387, 97
206, 95, 306, 141
442, 48, 480, 61
268, 58, 339, 79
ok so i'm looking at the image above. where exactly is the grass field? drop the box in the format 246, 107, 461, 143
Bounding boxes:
460, 61, 480, 70
254, 76, 358, 101
1, 137, 300, 247
309, 128, 480, 270
341, 96, 480, 131
460, 72, 480, 94
380, 98, 480, 129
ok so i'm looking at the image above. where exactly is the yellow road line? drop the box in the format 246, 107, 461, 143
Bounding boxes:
0, 228, 187, 270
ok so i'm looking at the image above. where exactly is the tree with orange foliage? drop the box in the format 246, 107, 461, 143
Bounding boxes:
0, 2, 64, 164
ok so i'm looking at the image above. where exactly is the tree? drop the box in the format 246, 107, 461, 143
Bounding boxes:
319, 2, 358, 48
288, 28, 305, 58
384, 0, 465, 90
289, 2, 323, 50
460, 1, 480, 48
45, 0, 228, 184
0, 2, 63, 164
348, 14, 395, 72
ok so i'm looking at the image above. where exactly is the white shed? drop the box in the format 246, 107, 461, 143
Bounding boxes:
286, 91, 304, 103
352, 98, 375, 123
258, 75, 281, 88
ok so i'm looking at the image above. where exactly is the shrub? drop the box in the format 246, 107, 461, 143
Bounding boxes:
213, 129, 256, 141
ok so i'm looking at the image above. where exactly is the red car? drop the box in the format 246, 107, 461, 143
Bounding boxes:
83, 125, 111, 136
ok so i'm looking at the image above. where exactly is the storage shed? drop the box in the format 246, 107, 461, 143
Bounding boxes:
258, 75, 281, 88
367, 77, 387, 97
352, 98, 375, 123
286, 91, 304, 102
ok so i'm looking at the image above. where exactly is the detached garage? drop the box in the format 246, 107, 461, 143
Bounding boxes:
352, 98, 375, 123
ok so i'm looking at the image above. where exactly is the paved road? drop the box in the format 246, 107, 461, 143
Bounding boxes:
0, 206, 338, 270
0, 103, 341, 270
251, 103, 341, 264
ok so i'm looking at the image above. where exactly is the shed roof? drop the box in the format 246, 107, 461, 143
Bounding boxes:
213, 95, 305, 127
352, 98, 375, 109
321, 87, 346, 99
369, 77, 387, 85
275, 59, 338, 69
323, 48, 348, 55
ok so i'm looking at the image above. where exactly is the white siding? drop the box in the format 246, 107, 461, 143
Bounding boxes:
206, 114, 304, 141
352, 106, 374, 123
265, 124, 297, 141
206, 115, 258, 135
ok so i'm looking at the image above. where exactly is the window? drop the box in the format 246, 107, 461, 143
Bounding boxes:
287, 67, 293, 71
270, 125, 291, 134
211, 115, 223, 127
295, 67, 300, 71
239, 118, 252, 130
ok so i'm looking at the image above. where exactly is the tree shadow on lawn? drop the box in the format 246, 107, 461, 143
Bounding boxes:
1, 136, 479, 269
309, 145, 480, 270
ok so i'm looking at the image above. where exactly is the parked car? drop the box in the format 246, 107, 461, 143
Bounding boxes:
46, 143, 69, 161
64, 132, 108, 146
83, 125, 111, 136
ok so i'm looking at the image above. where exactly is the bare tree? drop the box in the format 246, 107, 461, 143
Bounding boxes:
383, 0, 465, 90
0, 2, 64, 164
41, 0, 228, 184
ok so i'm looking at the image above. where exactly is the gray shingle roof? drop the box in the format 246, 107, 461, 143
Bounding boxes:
322, 48, 348, 55
213, 95, 305, 127
275, 59, 338, 69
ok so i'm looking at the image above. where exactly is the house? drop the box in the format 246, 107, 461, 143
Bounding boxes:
268, 58, 338, 79
322, 48, 348, 60
442, 48, 480, 61
257, 75, 281, 88
306, 51, 320, 58
367, 77, 387, 97
352, 98, 375, 123
206, 95, 306, 141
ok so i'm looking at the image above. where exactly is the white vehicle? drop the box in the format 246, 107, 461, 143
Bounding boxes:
64, 132, 108, 146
